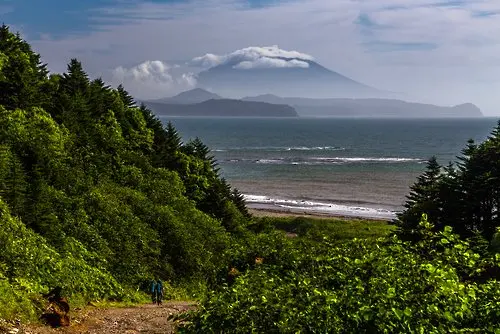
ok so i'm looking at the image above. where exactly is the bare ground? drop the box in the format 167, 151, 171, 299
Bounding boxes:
13, 301, 196, 334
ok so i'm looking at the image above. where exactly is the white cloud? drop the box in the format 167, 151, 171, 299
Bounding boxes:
233, 57, 309, 69
191, 45, 314, 69
113, 60, 173, 83
111, 60, 197, 99
24, 0, 500, 114
191, 53, 223, 68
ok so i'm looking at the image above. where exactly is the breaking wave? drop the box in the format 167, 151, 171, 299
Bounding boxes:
221, 157, 424, 165
214, 146, 345, 152
243, 194, 396, 219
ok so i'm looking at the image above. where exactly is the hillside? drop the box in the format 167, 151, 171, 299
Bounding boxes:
151, 88, 222, 104
0, 24, 250, 321
243, 95, 483, 118
142, 99, 298, 117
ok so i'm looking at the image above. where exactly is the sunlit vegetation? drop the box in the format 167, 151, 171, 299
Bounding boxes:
0, 24, 248, 319
1, 24, 499, 332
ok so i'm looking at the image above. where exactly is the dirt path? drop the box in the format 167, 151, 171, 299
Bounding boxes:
16, 301, 196, 334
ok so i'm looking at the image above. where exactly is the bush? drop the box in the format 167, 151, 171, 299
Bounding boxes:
179, 216, 500, 333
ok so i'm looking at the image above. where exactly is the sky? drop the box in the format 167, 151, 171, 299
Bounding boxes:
2, 0, 500, 115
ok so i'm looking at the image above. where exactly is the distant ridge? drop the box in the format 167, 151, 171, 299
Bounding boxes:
142, 99, 298, 117
151, 88, 222, 104
242, 94, 483, 118
144, 89, 482, 118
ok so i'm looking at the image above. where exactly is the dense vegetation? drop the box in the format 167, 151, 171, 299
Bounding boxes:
1, 25, 499, 332
0, 24, 250, 318
397, 124, 500, 243
179, 216, 500, 333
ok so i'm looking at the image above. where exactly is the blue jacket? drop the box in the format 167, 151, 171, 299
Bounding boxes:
150, 281, 157, 293
156, 280, 163, 293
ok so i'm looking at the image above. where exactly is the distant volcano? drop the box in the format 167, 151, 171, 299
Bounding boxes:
192, 46, 382, 98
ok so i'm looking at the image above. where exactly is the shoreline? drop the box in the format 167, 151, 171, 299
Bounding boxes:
244, 195, 398, 221
248, 207, 393, 222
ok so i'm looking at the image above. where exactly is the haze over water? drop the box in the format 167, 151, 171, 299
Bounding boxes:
167, 117, 498, 219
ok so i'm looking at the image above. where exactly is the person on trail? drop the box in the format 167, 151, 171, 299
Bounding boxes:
150, 279, 157, 304
156, 279, 164, 305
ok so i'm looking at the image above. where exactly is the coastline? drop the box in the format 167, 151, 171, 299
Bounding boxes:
244, 195, 398, 221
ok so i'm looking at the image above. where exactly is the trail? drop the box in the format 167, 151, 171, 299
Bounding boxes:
18, 301, 195, 334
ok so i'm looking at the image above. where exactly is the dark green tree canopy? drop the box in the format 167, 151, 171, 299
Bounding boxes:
0, 24, 250, 303
0, 24, 49, 110
398, 121, 500, 241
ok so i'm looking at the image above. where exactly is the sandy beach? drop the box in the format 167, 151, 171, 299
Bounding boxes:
248, 207, 392, 222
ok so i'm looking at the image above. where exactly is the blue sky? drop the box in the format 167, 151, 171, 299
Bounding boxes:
2, 0, 286, 37
2, 0, 500, 114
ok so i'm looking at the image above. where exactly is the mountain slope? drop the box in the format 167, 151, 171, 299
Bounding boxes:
150, 88, 222, 104
197, 58, 381, 99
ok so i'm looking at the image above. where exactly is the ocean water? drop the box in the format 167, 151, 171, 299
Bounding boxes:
164, 117, 499, 219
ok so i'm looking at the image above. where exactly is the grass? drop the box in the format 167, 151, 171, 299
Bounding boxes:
252, 216, 396, 241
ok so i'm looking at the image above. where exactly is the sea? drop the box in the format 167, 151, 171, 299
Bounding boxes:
163, 117, 499, 220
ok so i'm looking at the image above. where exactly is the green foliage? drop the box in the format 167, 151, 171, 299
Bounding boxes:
253, 216, 395, 241
0, 198, 123, 319
179, 216, 500, 333
0, 144, 27, 217
397, 157, 442, 236
0, 25, 49, 111
2, 24, 499, 331
398, 122, 500, 242
0, 25, 249, 320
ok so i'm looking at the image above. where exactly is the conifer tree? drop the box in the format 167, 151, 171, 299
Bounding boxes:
61, 58, 89, 95
184, 137, 218, 170
0, 146, 27, 217
438, 162, 464, 232
154, 121, 183, 170
463, 121, 500, 239
0, 24, 49, 110
397, 156, 442, 236
231, 188, 250, 218
88, 78, 115, 118
165, 121, 182, 154
117, 84, 136, 109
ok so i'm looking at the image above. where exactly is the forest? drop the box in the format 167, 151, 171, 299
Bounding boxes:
0, 25, 499, 332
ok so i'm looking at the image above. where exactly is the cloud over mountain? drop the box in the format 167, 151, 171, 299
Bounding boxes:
191, 45, 314, 69
234, 58, 309, 70
193, 45, 379, 98
111, 60, 197, 99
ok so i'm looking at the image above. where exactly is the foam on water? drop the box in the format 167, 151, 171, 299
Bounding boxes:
311, 157, 424, 163
244, 194, 397, 220
214, 146, 345, 152
222, 157, 424, 165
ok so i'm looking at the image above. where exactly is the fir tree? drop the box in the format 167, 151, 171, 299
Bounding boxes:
0, 146, 27, 217
61, 58, 89, 96
231, 187, 250, 218
397, 156, 442, 237
165, 121, 182, 153
438, 162, 464, 233
0, 24, 49, 110
155, 121, 183, 170
117, 84, 136, 109
184, 137, 218, 170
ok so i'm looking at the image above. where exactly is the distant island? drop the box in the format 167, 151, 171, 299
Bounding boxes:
143, 89, 483, 118
243, 94, 483, 118
141, 98, 298, 117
